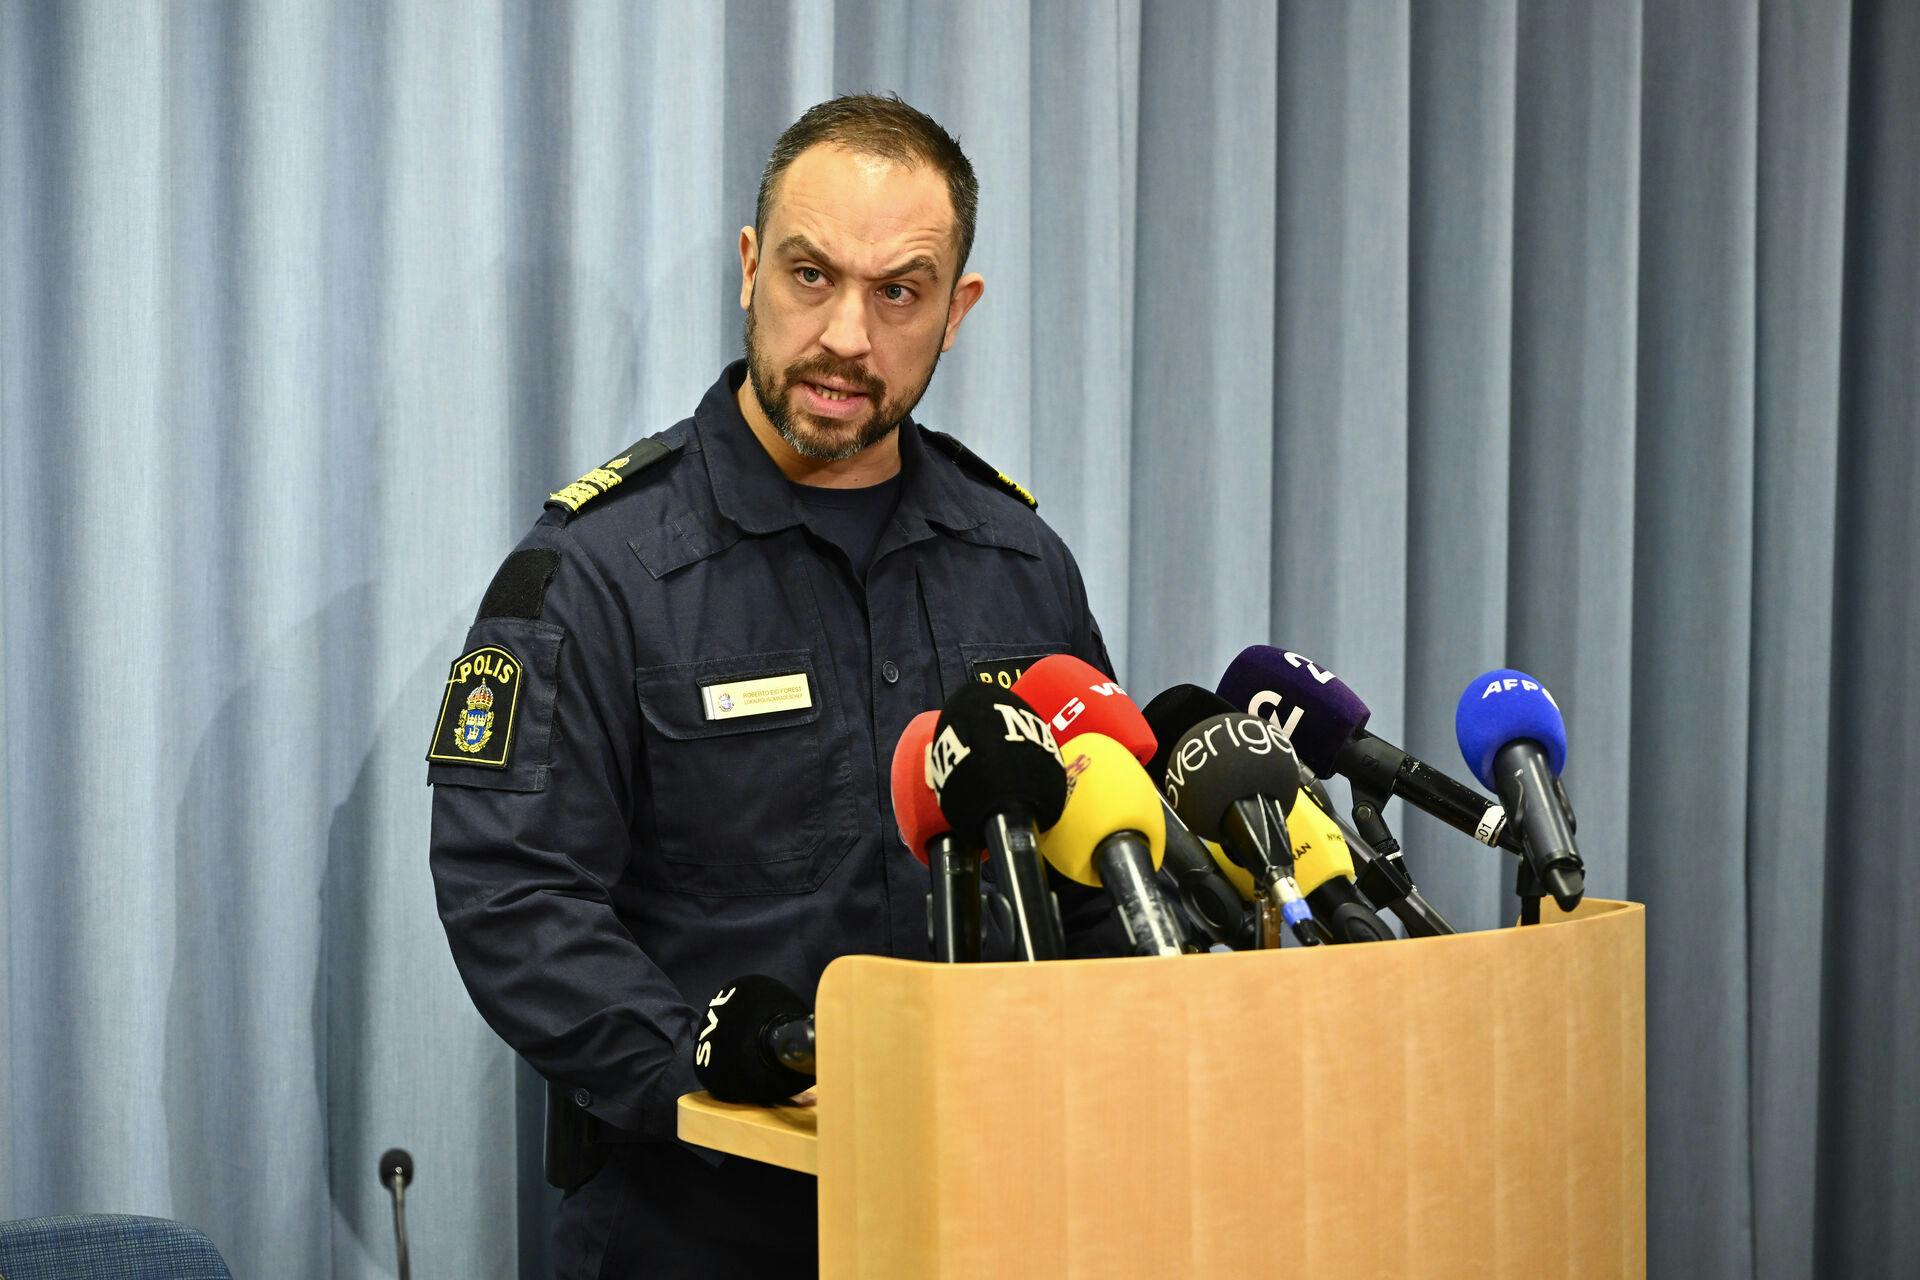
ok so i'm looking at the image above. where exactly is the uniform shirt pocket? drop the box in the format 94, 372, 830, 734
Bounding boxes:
955, 640, 1072, 694
632, 649, 855, 896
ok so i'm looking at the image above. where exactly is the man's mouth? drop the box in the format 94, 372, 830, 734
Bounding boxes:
796, 379, 875, 419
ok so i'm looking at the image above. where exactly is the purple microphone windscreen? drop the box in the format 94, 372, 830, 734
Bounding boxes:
1140, 685, 1236, 787
1215, 646, 1370, 776
1454, 669, 1568, 790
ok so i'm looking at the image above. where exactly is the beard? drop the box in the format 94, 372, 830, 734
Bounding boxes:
744, 296, 943, 462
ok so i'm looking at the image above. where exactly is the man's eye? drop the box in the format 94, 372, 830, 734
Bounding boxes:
797, 267, 824, 286
882, 284, 913, 304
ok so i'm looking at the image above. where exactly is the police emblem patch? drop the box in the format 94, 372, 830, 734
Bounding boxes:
428, 644, 523, 768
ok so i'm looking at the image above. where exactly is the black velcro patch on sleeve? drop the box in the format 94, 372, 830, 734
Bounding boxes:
428, 644, 526, 768
479, 548, 561, 620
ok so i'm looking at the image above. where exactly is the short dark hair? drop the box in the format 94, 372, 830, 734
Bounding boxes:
755, 94, 980, 275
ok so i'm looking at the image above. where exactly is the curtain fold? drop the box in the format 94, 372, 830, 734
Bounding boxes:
3, 2, 1914, 1275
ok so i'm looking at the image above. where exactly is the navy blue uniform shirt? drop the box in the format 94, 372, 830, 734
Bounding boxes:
427, 363, 1120, 1277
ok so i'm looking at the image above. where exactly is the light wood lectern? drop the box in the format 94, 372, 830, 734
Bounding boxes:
680, 898, 1645, 1278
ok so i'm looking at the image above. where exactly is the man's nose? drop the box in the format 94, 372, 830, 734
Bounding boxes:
819, 288, 872, 361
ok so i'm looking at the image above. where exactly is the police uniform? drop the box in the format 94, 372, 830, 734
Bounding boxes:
427, 362, 1123, 1277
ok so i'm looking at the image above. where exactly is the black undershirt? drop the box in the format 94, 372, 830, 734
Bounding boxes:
788, 472, 905, 580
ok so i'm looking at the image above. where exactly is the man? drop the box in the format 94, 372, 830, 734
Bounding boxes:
428, 95, 1121, 1278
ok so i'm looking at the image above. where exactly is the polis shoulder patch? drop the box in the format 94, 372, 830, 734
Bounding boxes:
428, 644, 525, 768
544, 435, 679, 518
924, 429, 1038, 510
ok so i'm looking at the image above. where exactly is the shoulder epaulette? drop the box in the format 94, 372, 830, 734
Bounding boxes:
544, 435, 680, 518
924, 429, 1038, 510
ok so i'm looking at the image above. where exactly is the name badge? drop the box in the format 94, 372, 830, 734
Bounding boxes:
701, 672, 813, 721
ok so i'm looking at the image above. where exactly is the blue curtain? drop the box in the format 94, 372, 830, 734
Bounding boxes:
3, 2, 1914, 1275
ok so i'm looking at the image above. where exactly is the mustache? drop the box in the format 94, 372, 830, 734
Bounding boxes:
783, 355, 886, 402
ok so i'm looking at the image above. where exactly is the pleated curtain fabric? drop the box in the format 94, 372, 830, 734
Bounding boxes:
1, 2, 1913, 1276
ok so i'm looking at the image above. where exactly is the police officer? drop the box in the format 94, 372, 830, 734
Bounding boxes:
428, 95, 1123, 1277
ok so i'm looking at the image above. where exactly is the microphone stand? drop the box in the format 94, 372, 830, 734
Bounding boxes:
378, 1148, 413, 1280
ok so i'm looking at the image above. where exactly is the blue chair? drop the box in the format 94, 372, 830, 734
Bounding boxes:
0, 1215, 233, 1280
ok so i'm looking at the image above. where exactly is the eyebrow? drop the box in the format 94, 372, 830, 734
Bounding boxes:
774, 233, 941, 284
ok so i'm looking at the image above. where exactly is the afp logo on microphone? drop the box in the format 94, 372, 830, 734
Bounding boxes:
1477, 673, 1559, 707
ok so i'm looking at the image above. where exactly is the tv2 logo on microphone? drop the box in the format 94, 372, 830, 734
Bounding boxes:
1245, 652, 1339, 740
694, 986, 735, 1068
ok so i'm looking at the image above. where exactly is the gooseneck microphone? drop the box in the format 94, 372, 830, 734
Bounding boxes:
1456, 669, 1586, 917
1145, 686, 1319, 946
1011, 656, 1244, 947
1217, 646, 1515, 864
891, 710, 983, 962
929, 684, 1069, 961
693, 975, 817, 1103
377, 1148, 414, 1280
1039, 733, 1185, 956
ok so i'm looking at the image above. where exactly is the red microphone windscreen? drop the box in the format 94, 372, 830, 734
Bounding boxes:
889, 710, 947, 864
1012, 654, 1158, 765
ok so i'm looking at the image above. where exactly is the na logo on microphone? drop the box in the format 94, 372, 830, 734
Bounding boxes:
925, 727, 971, 792
992, 702, 1063, 763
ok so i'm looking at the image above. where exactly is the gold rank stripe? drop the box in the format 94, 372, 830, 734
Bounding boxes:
548, 459, 629, 512
996, 470, 1037, 507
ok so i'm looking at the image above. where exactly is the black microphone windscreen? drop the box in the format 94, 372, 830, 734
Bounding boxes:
377, 1148, 414, 1188
694, 975, 814, 1104
1161, 713, 1303, 839
930, 684, 1067, 837
1140, 685, 1236, 786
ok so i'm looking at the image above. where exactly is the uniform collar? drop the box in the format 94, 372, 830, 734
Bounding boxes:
695, 361, 993, 539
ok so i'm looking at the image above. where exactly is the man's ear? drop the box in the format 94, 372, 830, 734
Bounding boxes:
941, 272, 985, 352
738, 226, 759, 310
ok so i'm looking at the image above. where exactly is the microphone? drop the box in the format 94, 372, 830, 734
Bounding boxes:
1198, 787, 1394, 944
376, 1148, 414, 1280
1145, 687, 1319, 947
1286, 787, 1394, 943
1039, 732, 1185, 956
1011, 655, 1244, 947
929, 684, 1068, 960
1455, 669, 1586, 915
1217, 646, 1515, 863
891, 710, 984, 962
693, 974, 816, 1103
1303, 774, 1457, 938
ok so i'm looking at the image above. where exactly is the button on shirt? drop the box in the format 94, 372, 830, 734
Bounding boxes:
427, 362, 1120, 1273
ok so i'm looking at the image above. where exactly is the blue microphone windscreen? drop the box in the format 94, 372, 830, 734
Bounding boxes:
1454, 669, 1568, 789
1215, 646, 1370, 776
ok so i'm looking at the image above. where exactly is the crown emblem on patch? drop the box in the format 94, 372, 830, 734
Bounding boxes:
455, 680, 496, 754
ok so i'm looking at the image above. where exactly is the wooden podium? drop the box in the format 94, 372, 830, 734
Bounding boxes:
681, 898, 1645, 1278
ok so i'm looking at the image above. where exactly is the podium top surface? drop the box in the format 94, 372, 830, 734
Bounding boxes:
677, 1092, 817, 1174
